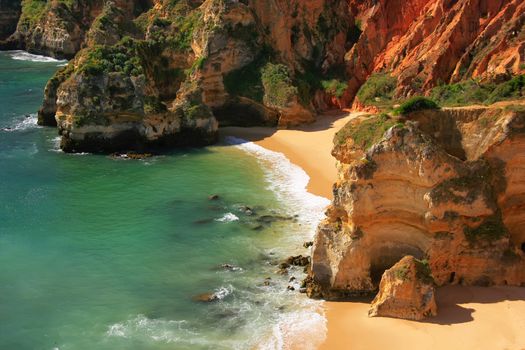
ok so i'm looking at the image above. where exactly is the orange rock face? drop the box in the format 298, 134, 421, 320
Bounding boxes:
369, 256, 437, 320
308, 106, 525, 300
344, 0, 525, 103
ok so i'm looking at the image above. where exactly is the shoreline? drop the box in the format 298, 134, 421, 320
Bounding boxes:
221, 112, 525, 350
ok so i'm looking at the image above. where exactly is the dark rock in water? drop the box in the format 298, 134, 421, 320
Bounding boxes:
289, 276, 296, 282
299, 288, 307, 293
278, 262, 290, 275
256, 214, 294, 225
303, 241, 314, 248
238, 205, 254, 215
208, 194, 220, 201
193, 293, 220, 303
110, 152, 153, 160
193, 218, 214, 225
220, 263, 242, 272
251, 224, 264, 231
279, 262, 291, 270
285, 255, 311, 267
287, 286, 295, 291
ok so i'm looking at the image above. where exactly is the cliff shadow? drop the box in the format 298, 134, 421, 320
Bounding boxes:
423, 285, 525, 325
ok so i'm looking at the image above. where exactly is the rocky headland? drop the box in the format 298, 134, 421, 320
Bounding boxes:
306, 103, 525, 318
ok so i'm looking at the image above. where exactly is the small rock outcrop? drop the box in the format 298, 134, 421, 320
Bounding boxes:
308, 106, 525, 300
368, 256, 437, 321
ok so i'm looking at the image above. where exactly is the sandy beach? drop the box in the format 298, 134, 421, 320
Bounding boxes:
221, 112, 525, 350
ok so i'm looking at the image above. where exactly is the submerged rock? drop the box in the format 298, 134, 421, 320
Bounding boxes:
192, 293, 220, 303
285, 255, 311, 267
110, 152, 153, 160
369, 256, 437, 321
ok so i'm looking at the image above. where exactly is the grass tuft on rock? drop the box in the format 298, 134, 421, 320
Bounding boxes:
335, 113, 400, 148
393, 96, 439, 115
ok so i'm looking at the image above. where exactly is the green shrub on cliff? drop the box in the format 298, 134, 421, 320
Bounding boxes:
393, 96, 439, 115
430, 75, 525, 106
321, 79, 348, 98
19, 0, 75, 27
79, 38, 144, 76
335, 113, 400, 148
356, 73, 397, 107
261, 63, 298, 108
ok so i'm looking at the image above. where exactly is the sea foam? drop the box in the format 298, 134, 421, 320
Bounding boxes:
1, 114, 40, 132
225, 136, 330, 349
216, 212, 240, 222
8, 50, 67, 64
225, 136, 330, 233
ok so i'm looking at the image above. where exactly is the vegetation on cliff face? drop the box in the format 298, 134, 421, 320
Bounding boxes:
78, 38, 143, 76
393, 97, 439, 115
356, 73, 397, 107
261, 63, 298, 108
430, 76, 525, 107
335, 113, 400, 147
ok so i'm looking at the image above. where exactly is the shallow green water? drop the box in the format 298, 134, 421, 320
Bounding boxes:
0, 51, 327, 350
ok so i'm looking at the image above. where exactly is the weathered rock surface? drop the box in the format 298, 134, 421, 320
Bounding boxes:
2, 0, 104, 59
368, 256, 437, 320
308, 106, 525, 300
343, 0, 525, 103
0, 0, 20, 41
2, 0, 525, 151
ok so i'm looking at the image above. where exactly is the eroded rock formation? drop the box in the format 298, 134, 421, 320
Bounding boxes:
368, 256, 437, 320
344, 0, 525, 103
3, 0, 356, 152
308, 106, 525, 299
1, 0, 524, 151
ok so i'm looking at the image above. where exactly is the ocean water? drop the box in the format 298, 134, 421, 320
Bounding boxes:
0, 51, 329, 350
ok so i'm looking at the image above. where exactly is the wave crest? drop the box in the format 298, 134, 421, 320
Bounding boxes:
8, 50, 67, 63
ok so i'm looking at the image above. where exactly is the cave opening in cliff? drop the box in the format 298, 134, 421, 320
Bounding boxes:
521, 242, 525, 253
369, 244, 425, 287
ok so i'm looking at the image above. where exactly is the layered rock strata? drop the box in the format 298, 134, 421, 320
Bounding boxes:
4, 0, 354, 152
344, 0, 525, 103
368, 256, 437, 320
308, 106, 525, 299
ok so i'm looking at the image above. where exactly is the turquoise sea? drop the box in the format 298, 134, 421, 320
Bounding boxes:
0, 51, 329, 349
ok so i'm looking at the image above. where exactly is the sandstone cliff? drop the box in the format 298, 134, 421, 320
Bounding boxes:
368, 256, 437, 320
345, 0, 525, 105
308, 105, 525, 299
3, 0, 356, 152
1, 0, 524, 151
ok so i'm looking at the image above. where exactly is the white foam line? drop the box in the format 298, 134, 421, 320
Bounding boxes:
225, 136, 329, 349
225, 136, 330, 233
7, 50, 67, 63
